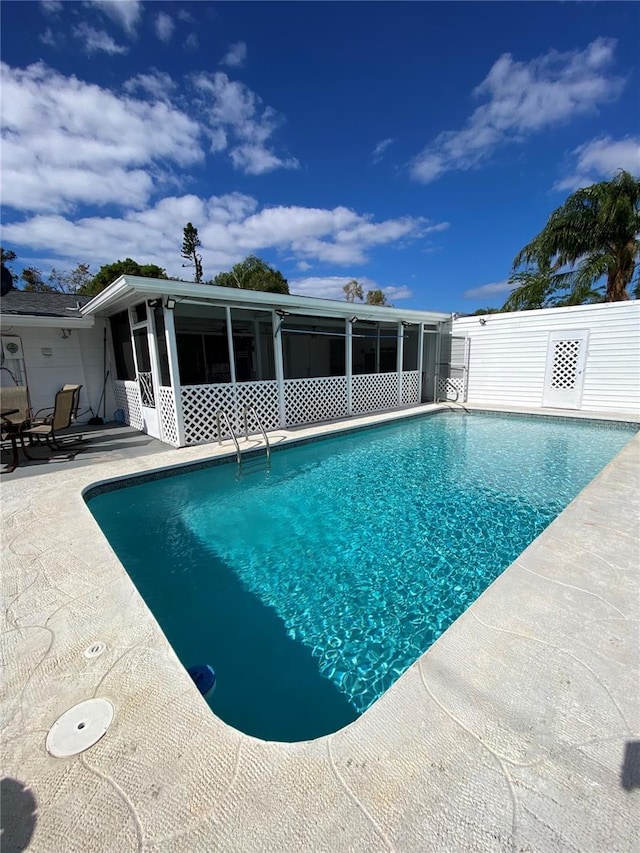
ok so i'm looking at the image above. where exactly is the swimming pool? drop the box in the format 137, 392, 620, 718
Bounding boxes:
87, 411, 636, 742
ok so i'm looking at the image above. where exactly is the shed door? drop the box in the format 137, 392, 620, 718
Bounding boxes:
542, 330, 589, 409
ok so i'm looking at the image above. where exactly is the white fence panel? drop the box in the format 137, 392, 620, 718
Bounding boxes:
352, 373, 398, 414
284, 376, 348, 426
401, 371, 420, 405
181, 381, 279, 445
114, 380, 144, 431
158, 386, 179, 446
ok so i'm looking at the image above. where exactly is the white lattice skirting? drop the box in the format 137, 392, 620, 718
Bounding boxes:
114, 380, 144, 431
401, 371, 420, 405
352, 373, 399, 414
284, 376, 348, 426
158, 386, 179, 446
437, 376, 466, 402
181, 381, 279, 445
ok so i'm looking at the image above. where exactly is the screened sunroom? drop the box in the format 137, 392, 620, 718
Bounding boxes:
81, 276, 453, 447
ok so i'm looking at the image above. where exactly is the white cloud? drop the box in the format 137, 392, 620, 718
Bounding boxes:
221, 41, 247, 68
192, 71, 298, 175
184, 33, 199, 51
290, 276, 379, 300
464, 280, 512, 300
123, 70, 177, 102
3, 194, 437, 280
154, 12, 174, 44
85, 0, 142, 35
0, 62, 203, 212
372, 138, 395, 164
40, 0, 62, 13
40, 27, 57, 47
73, 22, 128, 55
410, 38, 624, 183
297, 261, 312, 271
383, 285, 412, 301
554, 135, 640, 191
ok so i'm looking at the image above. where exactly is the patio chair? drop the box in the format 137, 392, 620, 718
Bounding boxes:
20, 387, 78, 459
0, 385, 30, 426
32, 384, 82, 422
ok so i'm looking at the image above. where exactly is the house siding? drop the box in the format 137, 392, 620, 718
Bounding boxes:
453, 301, 640, 414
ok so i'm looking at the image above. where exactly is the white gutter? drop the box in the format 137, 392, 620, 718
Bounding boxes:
0, 314, 94, 330
81, 275, 452, 325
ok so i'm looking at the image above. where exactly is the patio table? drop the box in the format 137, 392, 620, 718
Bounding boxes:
1, 408, 20, 469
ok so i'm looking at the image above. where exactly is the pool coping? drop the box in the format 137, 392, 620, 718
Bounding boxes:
2, 403, 639, 851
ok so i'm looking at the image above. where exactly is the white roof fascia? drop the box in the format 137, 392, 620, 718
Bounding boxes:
82, 275, 451, 324
0, 314, 94, 330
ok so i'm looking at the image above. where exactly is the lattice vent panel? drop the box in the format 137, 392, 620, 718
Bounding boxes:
158, 387, 179, 446
550, 340, 580, 390
114, 381, 144, 431
284, 376, 348, 426
352, 373, 398, 414
401, 371, 420, 405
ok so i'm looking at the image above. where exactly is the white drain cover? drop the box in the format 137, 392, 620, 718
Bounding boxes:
46, 698, 114, 758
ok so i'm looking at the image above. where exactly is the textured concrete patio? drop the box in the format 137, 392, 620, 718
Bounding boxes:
1, 405, 639, 852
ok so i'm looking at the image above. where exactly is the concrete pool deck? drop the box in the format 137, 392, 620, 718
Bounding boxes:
2, 404, 639, 851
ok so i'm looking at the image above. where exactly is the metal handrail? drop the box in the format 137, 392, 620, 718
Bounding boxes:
215, 410, 241, 465
243, 405, 271, 463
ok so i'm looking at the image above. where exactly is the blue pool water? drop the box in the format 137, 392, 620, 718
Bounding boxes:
87, 412, 636, 741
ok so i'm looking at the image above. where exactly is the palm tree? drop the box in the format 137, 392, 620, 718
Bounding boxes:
512, 170, 640, 304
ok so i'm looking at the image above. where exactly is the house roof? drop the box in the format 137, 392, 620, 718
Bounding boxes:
0, 289, 91, 317
82, 275, 452, 325
0, 290, 95, 329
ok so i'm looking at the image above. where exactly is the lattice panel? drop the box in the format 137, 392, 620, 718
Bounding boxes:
158, 386, 179, 446
550, 340, 580, 389
181, 381, 280, 445
401, 371, 420, 405
235, 382, 280, 433
437, 376, 465, 402
284, 376, 348, 426
352, 373, 398, 414
114, 380, 144, 431
181, 384, 235, 445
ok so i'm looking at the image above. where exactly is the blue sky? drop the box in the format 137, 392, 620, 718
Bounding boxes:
1, 1, 638, 312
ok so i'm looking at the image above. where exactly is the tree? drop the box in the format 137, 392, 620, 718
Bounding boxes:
512, 170, 640, 305
212, 255, 289, 294
471, 307, 503, 315
79, 258, 168, 297
365, 289, 391, 306
181, 222, 203, 284
21, 267, 54, 292
49, 263, 93, 294
343, 279, 364, 302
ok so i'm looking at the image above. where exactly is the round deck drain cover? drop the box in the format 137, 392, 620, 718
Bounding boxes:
46, 698, 114, 758
84, 642, 107, 659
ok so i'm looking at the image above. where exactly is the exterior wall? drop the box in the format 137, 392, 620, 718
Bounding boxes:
1, 321, 115, 420
453, 301, 640, 414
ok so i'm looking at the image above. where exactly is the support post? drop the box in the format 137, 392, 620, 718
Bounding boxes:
225, 306, 237, 384
346, 317, 353, 416
163, 306, 186, 446
417, 323, 425, 403
272, 310, 286, 427
397, 321, 404, 406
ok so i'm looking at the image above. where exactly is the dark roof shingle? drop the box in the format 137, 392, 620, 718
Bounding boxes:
0, 290, 91, 318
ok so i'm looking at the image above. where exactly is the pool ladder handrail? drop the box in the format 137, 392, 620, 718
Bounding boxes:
242, 404, 271, 465
215, 410, 242, 465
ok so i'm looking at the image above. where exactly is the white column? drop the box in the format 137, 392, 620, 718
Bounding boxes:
397, 321, 404, 406
163, 305, 186, 446
225, 306, 237, 384
253, 318, 263, 380
417, 322, 425, 403
346, 318, 353, 416
272, 310, 286, 427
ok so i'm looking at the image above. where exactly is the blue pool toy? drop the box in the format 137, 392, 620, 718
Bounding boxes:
187, 664, 217, 699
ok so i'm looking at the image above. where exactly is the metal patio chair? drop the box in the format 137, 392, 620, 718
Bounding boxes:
20, 387, 78, 458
